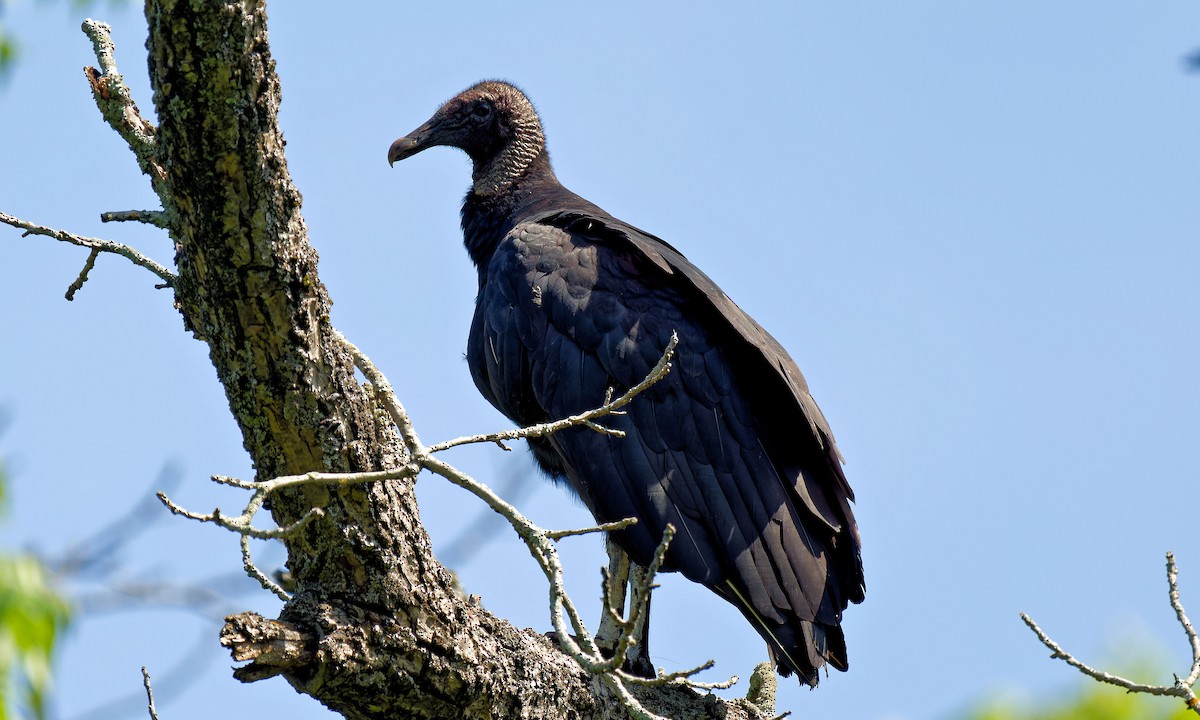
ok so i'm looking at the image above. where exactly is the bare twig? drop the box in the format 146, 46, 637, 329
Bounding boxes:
141, 667, 160, 720
101, 210, 170, 229
0, 211, 176, 287
408, 341, 723, 719
438, 463, 541, 568
416, 453, 601, 657
546, 517, 638, 541
65, 248, 102, 300
81, 20, 167, 186
414, 452, 674, 720
634, 659, 739, 690
69, 631, 213, 720
1168, 552, 1200, 687
338, 330, 422, 459
156, 466, 418, 600
426, 333, 678, 453
1021, 552, 1200, 715
1019, 612, 1178, 696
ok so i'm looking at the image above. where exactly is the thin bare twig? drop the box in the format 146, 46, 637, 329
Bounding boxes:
338, 330, 422, 459
417, 451, 664, 720
418, 432, 718, 719
426, 333, 678, 453
1019, 612, 1178, 696
546, 517, 638, 541
157, 493, 324, 540
157, 466, 418, 600
71, 633, 212, 720
437, 463, 540, 568
1021, 552, 1200, 715
65, 248, 102, 300
141, 667, 160, 720
1168, 551, 1200, 687
0, 211, 176, 287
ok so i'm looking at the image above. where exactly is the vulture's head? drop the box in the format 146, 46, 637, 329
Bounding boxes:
388, 81, 547, 196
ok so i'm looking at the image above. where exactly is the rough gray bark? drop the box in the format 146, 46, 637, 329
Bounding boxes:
81, 1, 763, 718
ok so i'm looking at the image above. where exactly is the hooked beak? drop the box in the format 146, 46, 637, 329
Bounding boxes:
388, 116, 442, 167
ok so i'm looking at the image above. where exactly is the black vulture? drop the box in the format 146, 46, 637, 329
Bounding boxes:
388, 81, 864, 686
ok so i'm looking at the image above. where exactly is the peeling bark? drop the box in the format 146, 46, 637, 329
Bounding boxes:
114, 1, 761, 717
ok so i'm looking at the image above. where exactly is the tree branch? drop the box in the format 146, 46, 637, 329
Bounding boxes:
65, 248, 101, 300
101, 209, 170, 228
547, 517, 639, 542
220, 612, 314, 682
1021, 552, 1200, 715
141, 667, 160, 720
0, 210, 175, 288
1168, 551, 1200, 688
81, 19, 167, 190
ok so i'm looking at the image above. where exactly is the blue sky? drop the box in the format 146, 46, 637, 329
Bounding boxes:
2, 2, 1199, 719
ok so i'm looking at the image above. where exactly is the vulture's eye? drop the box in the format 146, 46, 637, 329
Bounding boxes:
470, 102, 493, 121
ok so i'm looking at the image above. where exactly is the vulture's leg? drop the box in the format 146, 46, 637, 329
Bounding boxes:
626, 558, 653, 678
597, 535, 654, 678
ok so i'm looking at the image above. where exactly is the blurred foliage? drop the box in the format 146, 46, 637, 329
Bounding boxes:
0, 460, 73, 720
964, 653, 1197, 720
0, 557, 71, 720
0, 0, 14, 79
966, 683, 1195, 720
0, 32, 13, 77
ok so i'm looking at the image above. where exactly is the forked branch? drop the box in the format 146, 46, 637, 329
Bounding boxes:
157, 467, 418, 600
0, 211, 175, 289
1021, 551, 1200, 715
0, 22, 175, 300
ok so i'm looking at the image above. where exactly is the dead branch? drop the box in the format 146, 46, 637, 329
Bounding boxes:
1021, 551, 1200, 715
141, 667, 160, 720
0, 211, 175, 288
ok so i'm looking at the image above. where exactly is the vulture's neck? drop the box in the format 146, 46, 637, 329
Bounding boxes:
461, 151, 605, 277
472, 118, 545, 196
462, 152, 558, 271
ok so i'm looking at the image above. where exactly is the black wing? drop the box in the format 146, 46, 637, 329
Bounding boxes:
466, 209, 864, 683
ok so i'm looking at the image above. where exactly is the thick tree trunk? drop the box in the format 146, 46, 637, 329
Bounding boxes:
122, 1, 755, 718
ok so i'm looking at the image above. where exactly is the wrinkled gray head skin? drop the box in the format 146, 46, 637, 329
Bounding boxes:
388, 81, 547, 196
